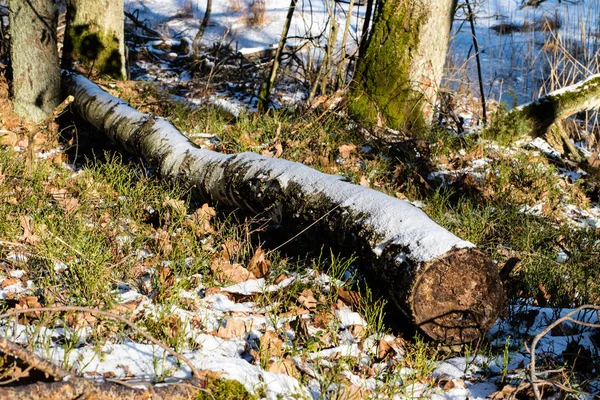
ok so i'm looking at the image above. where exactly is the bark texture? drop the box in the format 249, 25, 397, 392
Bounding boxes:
9, 0, 61, 122
511, 74, 600, 138
0, 379, 199, 400
63, 73, 504, 344
62, 0, 126, 79
350, 0, 456, 131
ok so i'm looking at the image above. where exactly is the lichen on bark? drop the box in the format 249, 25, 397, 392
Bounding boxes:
350, 1, 427, 131
62, 0, 126, 79
9, 0, 61, 122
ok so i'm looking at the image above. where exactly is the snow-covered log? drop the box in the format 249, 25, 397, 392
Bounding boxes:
63, 73, 505, 344
512, 74, 600, 139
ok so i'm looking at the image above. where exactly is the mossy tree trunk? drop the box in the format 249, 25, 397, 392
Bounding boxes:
62, 0, 126, 79
350, 0, 457, 132
9, 0, 61, 122
64, 72, 505, 344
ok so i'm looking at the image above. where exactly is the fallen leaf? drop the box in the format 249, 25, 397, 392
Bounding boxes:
349, 324, 365, 340
298, 289, 318, 310
273, 274, 289, 285
187, 203, 216, 236
337, 288, 361, 309
377, 339, 394, 360
163, 196, 187, 221
337, 384, 366, 400
211, 260, 256, 284
219, 240, 240, 262
359, 175, 370, 187
152, 228, 172, 256
19, 215, 39, 246
48, 187, 79, 216
247, 247, 270, 278
216, 318, 248, 339
260, 330, 283, 358
268, 357, 301, 378
1, 278, 19, 289
488, 384, 516, 399
338, 144, 356, 159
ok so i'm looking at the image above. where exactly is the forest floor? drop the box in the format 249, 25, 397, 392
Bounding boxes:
0, 0, 600, 399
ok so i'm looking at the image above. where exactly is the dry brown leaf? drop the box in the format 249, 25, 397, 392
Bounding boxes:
153, 228, 172, 256
377, 339, 395, 360
219, 240, 241, 262
337, 287, 361, 309
260, 330, 283, 358
19, 215, 39, 246
216, 318, 248, 339
0, 130, 17, 146
187, 203, 216, 236
488, 384, 517, 399
337, 384, 366, 400
204, 287, 222, 296
338, 144, 357, 159
359, 175, 370, 187
260, 142, 284, 158
163, 196, 187, 219
273, 274, 289, 285
1, 278, 19, 289
64, 311, 98, 328
349, 324, 365, 340
15, 296, 43, 321
211, 260, 256, 284
158, 266, 175, 289
247, 247, 270, 278
298, 289, 318, 310
48, 187, 79, 216
268, 357, 301, 378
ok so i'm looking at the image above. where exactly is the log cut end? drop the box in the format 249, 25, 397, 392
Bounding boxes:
409, 248, 505, 344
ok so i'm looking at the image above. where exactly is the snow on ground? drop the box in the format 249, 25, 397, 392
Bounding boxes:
4, 1, 599, 398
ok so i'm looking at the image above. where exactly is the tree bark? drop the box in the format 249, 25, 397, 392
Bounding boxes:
511, 74, 600, 139
63, 72, 504, 344
192, 0, 212, 53
349, 0, 457, 132
9, 0, 61, 122
62, 0, 126, 79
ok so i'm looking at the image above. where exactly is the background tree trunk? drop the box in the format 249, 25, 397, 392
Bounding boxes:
9, 0, 61, 122
192, 0, 212, 53
64, 72, 505, 344
349, 0, 457, 132
62, 0, 126, 79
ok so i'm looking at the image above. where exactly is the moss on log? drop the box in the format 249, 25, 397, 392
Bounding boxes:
63, 72, 505, 344
510, 74, 600, 138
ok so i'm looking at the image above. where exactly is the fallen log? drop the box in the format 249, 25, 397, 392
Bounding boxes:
63, 72, 505, 344
507, 73, 600, 160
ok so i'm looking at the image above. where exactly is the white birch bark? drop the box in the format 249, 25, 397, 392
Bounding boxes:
63, 73, 504, 344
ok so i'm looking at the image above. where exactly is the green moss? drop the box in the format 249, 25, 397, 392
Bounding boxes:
349, 2, 428, 132
63, 23, 124, 79
483, 104, 532, 144
196, 378, 258, 400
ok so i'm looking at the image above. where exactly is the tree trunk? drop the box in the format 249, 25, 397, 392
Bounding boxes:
511, 74, 600, 139
9, 0, 61, 122
62, 0, 126, 79
349, 0, 457, 132
192, 0, 212, 53
63, 72, 505, 344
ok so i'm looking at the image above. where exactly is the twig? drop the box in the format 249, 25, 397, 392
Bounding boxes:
0, 306, 203, 380
464, 0, 487, 125
125, 11, 167, 41
528, 305, 600, 400
0, 337, 71, 380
